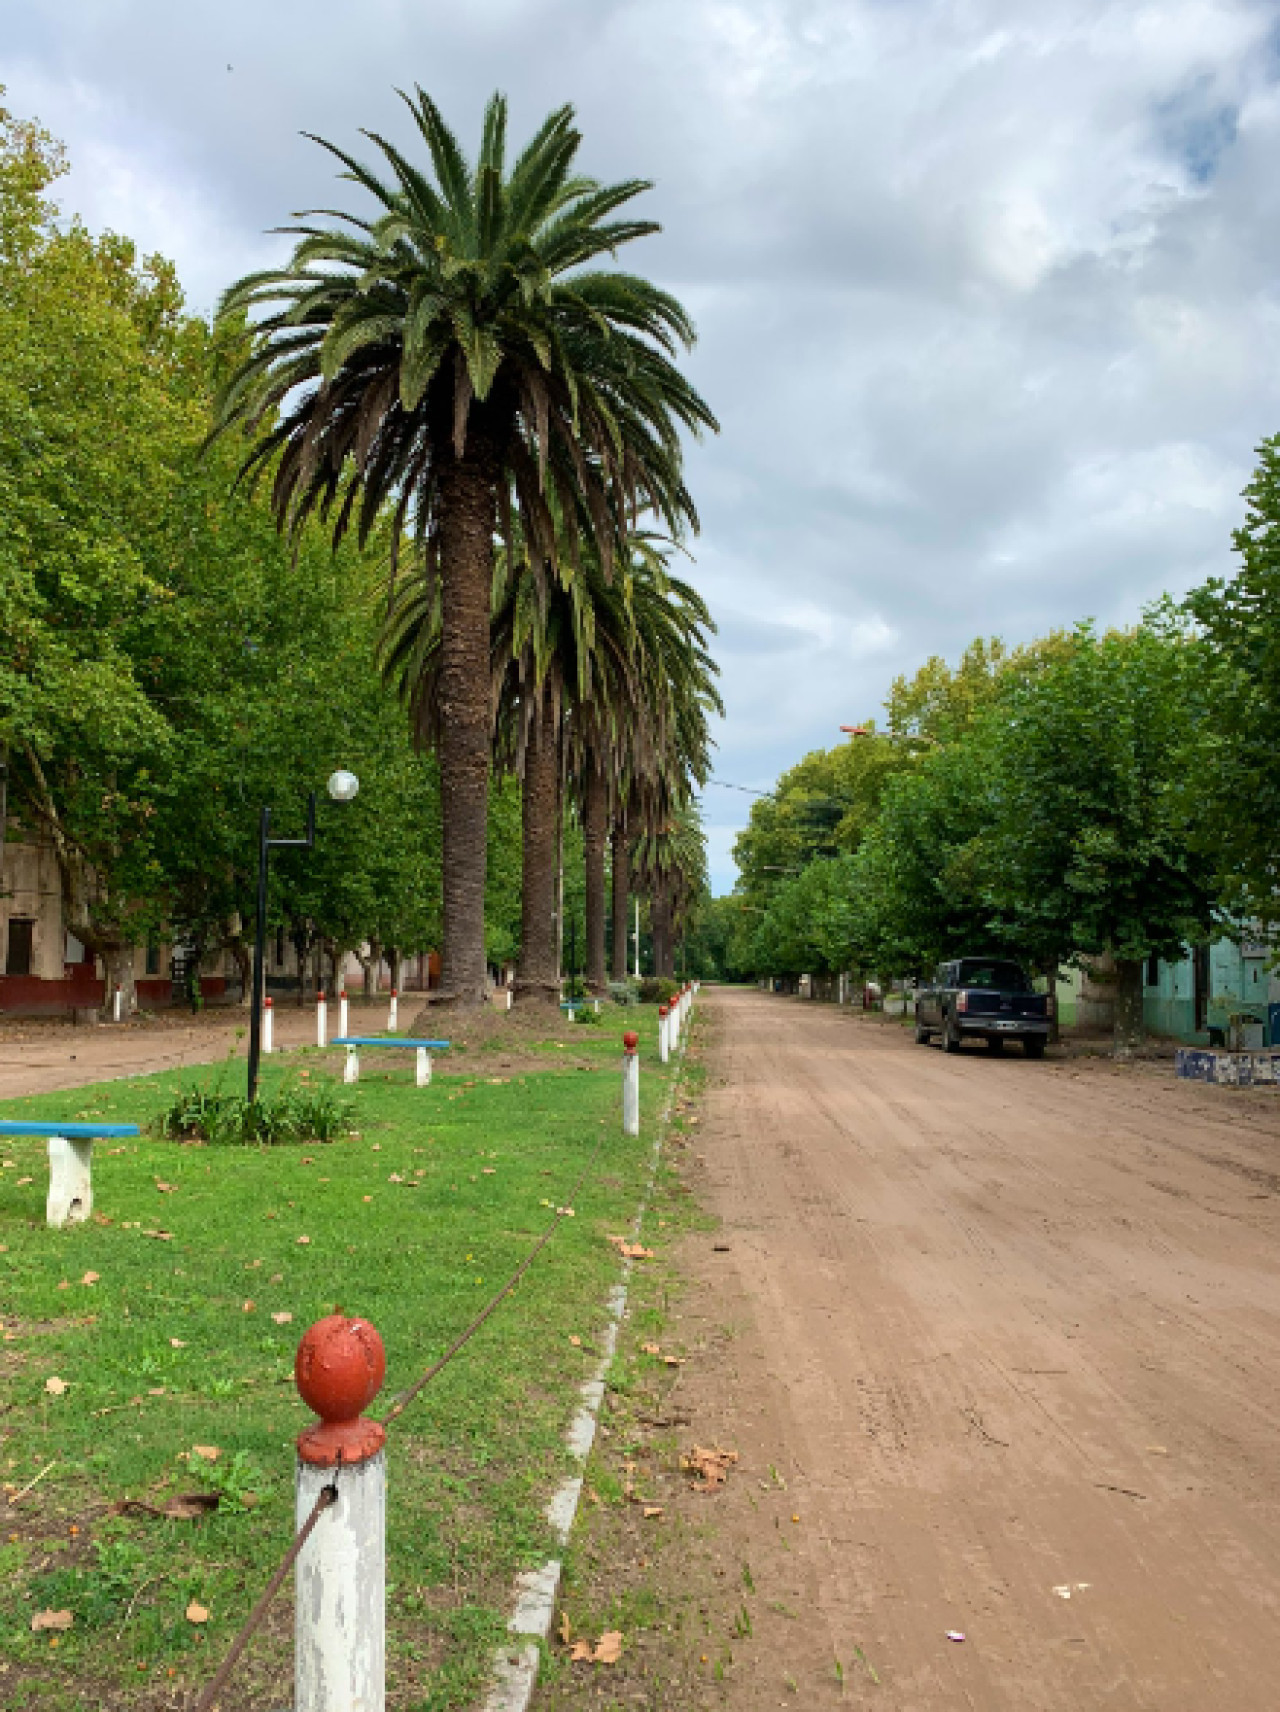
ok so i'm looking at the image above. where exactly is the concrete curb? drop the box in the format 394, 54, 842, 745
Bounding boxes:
478, 1027, 689, 1712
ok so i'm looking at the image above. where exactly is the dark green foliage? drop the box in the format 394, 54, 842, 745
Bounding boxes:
638, 976, 680, 1005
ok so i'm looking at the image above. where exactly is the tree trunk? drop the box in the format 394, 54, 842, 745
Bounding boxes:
651, 878, 674, 979
388, 947, 402, 994
104, 945, 137, 1020
611, 817, 630, 982
516, 684, 560, 1002
226, 935, 251, 1007
436, 447, 498, 1005
583, 768, 608, 993
1113, 957, 1144, 1057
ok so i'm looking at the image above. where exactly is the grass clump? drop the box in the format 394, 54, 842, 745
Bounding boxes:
156, 1077, 354, 1145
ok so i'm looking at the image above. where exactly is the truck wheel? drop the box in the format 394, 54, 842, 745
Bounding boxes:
1024, 1036, 1046, 1059
943, 1018, 961, 1054
914, 1016, 930, 1045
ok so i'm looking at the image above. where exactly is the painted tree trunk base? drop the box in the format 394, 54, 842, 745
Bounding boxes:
1113, 957, 1145, 1057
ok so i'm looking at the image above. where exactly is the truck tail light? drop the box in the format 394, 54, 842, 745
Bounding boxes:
956, 991, 969, 1013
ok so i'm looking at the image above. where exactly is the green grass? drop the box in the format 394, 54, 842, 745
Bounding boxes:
0, 1007, 673, 1709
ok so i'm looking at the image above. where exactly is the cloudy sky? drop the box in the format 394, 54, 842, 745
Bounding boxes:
9, 1, 1280, 889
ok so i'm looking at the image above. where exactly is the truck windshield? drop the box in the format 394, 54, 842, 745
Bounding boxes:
957, 960, 1030, 991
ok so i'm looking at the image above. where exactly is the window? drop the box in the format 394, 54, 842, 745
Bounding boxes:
5, 918, 34, 977
145, 943, 161, 976
1146, 953, 1160, 987
956, 959, 1030, 991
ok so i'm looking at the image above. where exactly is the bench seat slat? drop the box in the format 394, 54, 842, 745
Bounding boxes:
331, 1037, 450, 1049
0, 1121, 139, 1139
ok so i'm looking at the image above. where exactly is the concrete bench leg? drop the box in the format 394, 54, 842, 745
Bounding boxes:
416, 1048, 432, 1088
47, 1136, 93, 1228
344, 1046, 360, 1085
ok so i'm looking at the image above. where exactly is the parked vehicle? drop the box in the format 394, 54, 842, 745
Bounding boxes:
915, 958, 1050, 1057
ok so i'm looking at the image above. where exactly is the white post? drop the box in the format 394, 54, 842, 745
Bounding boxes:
658, 1005, 670, 1065
622, 1032, 640, 1137
112, 985, 123, 1024
294, 1316, 387, 1712
47, 1136, 93, 1228
388, 989, 398, 1032
339, 990, 350, 1039
317, 992, 327, 1049
415, 1047, 431, 1088
344, 1045, 360, 1085
263, 996, 275, 1056
505, 987, 513, 1011
634, 898, 641, 980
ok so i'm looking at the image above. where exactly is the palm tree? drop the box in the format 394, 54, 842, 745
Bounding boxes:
212, 90, 716, 1003
611, 555, 721, 980
632, 799, 711, 978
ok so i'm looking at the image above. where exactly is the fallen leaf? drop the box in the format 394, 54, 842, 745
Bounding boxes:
569, 1639, 593, 1661
56, 1280, 70, 1291
482, 1167, 496, 1175
643, 1505, 664, 1519
663, 1355, 685, 1367
16, 1176, 31, 1186
155, 1182, 177, 1193
44, 1377, 69, 1397
594, 1631, 623, 1664
192, 1445, 220, 1463
558, 1612, 572, 1644
170, 1338, 186, 1349
186, 1601, 209, 1625
569, 1335, 582, 1347
681, 1444, 738, 1492
558, 1206, 575, 1217
143, 1230, 173, 1241
387, 1173, 403, 1184
640, 1342, 661, 1356
81, 1272, 100, 1286
296, 1236, 310, 1246
30, 1609, 73, 1633
242, 1301, 255, 1313
271, 1311, 292, 1325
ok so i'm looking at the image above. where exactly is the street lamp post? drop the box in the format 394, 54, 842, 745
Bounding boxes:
247, 771, 359, 1104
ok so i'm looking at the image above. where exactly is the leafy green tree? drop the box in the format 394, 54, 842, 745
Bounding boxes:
214, 89, 716, 1006
1184, 434, 1280, 934
981, 624, 1214, 1050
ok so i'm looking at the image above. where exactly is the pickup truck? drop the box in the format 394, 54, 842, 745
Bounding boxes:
914, 958, 1050, 1057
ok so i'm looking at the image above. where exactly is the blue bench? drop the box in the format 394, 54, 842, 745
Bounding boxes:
559, 999, 601, 1019
332, 1037, 450, 1087
0, 1120, 140, 1228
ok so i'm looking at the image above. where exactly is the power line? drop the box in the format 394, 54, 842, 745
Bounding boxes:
701, 778, 775, 799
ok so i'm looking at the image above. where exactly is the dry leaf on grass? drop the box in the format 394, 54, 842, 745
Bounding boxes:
191, 1445, 220, 1463
81, 1272, 99, 1286
640, 1342, 661, 1355
142, 1230, 173, 1241
594, 1631, 623, 1664
169, 1338, 186, 1349
681, 1444, 739, 1492
643, 1505, 664, 1519
44, 1377, 68, 1397
117, 1493, 220, 1521
569, 1639, 593, 1661
30, 1609, 73, 1633
155, 1181, 177, 1193
296, 1235, 310, 1246
271, 1311, 293, 1325
185, 1601, 209, 1625
569, 1335, 581, 1347
558, 1612, 573, 1645
607, 1236, 654, 1259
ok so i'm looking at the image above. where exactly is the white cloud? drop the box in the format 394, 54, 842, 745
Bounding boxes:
7, 0, 1280, 888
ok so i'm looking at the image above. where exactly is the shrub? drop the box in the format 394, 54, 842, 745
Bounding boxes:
157, 1078, 355, 1145
638, 976, 680, 1006
607, 979, 640, 1006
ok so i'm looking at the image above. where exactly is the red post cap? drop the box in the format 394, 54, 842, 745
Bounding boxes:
340, 989, 347, 1000
317, 990, 326, 1001
658, 1004, 668, 1018
295, 1314, 387, 1467
265, 996, 273, 1009
623, 1030, 639, 1054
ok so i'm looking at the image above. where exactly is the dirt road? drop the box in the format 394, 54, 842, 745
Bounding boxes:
689, 986, 1280, 1710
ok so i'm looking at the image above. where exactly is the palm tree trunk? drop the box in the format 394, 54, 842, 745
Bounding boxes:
516, 685, 560, 1002
436, 451, 497, 1005
611, 815, 630, 982
652, 876, 674, 979
583, 767, 608, 993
